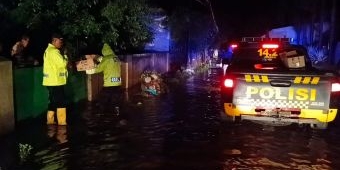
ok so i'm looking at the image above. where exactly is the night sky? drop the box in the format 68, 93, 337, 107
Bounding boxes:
150, 0, 334, 39
211, 0, 286, 37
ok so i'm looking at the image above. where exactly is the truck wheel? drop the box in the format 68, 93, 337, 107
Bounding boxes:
310, 122, 328, 130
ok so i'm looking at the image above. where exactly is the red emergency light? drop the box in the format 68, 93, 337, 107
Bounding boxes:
254, 64, 275, 70
230, 44, 238, 48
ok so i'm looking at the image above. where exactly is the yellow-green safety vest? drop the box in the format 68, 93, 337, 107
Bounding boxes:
95, 43, 121, 87
42, 43, 68, 86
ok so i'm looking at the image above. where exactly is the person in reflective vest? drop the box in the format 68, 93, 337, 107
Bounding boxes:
42, 33, 68, 125
94, 43, 122, 115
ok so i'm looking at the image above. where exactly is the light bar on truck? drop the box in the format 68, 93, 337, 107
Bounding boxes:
230, 44, 238, 48
241, 37, 292, 43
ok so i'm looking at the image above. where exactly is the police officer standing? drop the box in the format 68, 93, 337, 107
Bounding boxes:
43, 33, 68, 125
94, 43, 123, 116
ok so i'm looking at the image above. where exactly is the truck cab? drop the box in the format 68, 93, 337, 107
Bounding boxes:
220, 37, 340, 129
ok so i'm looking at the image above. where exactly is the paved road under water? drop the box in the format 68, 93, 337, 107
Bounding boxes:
2, 72, 340, 170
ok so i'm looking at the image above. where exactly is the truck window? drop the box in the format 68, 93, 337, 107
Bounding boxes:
230, 46, 309, 71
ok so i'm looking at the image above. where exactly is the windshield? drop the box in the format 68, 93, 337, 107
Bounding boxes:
229, 45, 309, 71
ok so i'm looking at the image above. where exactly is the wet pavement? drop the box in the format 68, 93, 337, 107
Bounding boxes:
2, 71, 340, 170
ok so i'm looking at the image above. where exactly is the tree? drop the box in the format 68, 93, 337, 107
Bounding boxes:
168, 1, 217, 66
6, 0, 154, 56
101, 0, 153, 52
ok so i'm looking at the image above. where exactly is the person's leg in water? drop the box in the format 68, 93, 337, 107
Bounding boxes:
46, 86, 58, 125
110, 86, 122, 116
96, 86, 119, 115
111, 86, 127, 125
96, 87, 112, 113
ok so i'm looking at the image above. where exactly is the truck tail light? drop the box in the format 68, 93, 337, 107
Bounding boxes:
331, 83, 340, 92
224, 78, 234, 88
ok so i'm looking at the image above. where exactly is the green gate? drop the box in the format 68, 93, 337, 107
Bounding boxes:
13, 67, 87, 122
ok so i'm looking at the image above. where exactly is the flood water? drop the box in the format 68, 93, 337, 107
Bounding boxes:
1, 71, 340, 170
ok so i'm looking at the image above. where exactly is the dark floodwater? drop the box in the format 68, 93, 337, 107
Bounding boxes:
2, 71, 340, 170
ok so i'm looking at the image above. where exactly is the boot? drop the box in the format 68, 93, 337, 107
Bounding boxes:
47, 111, 55, 125
57, 108, 67, 125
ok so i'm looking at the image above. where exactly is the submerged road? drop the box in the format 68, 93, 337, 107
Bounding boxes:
1, 71, 340, 170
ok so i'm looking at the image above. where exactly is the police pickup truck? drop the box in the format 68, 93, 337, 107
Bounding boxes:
220, 37, 340, 129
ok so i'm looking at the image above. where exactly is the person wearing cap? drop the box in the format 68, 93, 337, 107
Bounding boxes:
94, 43, 123, 117
42, 33, 68, 125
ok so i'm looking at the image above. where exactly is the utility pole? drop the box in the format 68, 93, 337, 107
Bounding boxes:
194, 0, 219, 66
194, 0, 219, 34
329, 0, 337, 63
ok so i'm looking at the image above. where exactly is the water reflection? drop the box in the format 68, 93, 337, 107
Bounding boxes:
219, 122, 334, 169
32, 126, 69, 170
47, 125, 68, 144
1, 72, 340, 169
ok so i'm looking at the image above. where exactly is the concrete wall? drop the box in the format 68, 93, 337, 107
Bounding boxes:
0, 57, 14, 135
